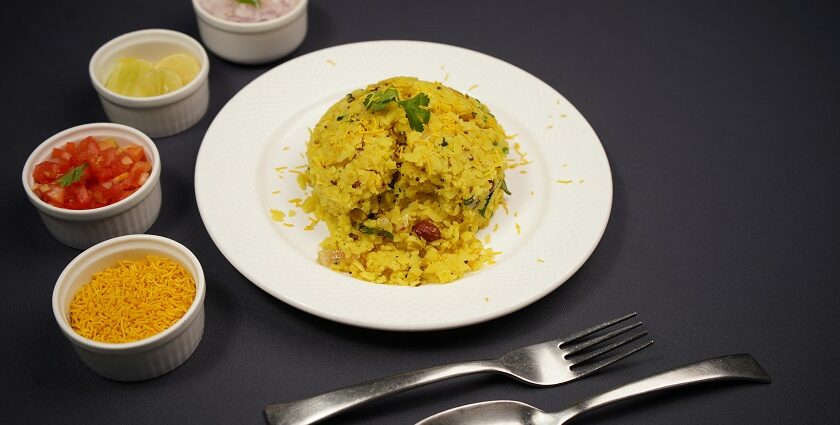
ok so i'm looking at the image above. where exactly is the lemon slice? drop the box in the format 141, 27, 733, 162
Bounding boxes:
155, 53, 201, 86
105, 58, 154, 96
136, 69, 184, 97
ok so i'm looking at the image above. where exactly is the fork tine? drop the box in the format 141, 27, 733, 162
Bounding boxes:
570, 339, 654, 378
555, 312, 637, 345
563, 322, 643, 355
568, 330, 649, 364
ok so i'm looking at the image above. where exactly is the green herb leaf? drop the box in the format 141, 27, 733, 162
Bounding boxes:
502, 146, 509, 154
56, 164, 87, 187
236, 0, 260, 6
388, 170, 401, 189
397, 93, 431, 132
500, 179, 512, 195
462, 195, 475, 206
359, 224, 394, 240
479, 182, 497, 217
363, 88, 399, 111
363, 89, 432, 132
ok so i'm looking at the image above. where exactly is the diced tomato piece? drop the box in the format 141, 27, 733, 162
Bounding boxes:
52, 147, 73, 161
31, 136, 150, 210
112, 172, 130, 185
91, 184, 108, 204
33, 162, 61, 184
75, 186, 92, 208
66, 185, 93, 210
47, 156, 72, 174
91, 161, 116, 182
129, 161, 152, 187
77, 136, 95, 151
100, 148, 117, 166
76, 137, 100, 164
102, 179, 128, 202
124, 145, 145, 162
44, 186, 65, 207
119, 153, 134, 166
116, 189, 137, 202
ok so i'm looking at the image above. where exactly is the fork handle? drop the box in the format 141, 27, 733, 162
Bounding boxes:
555, 353, 771, 423
264, 360, 500, 425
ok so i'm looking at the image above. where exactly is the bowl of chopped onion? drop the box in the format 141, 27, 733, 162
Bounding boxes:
22, 123, 162, 249
52, 234, 206, 381
192, 0, 308, 64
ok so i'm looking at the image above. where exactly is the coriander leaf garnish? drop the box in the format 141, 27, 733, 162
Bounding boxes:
363, 88, 432, 132
397, 93, 431, 132
359, 224, 394, 240
236, 0, 260, 6
56, 164, 87, 187
363, 88, 399, 111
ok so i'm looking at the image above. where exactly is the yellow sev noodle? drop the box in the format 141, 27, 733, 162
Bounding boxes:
69, 255, 196, 344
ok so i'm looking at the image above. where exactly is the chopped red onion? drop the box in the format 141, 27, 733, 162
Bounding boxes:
199, 0, 298, 23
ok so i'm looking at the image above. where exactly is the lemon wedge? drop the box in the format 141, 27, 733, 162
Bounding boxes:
105, 58, 154, 96
155, 53, 201, 86
136, 69, 184, 97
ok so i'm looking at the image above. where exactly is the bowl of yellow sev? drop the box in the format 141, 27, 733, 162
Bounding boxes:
52, 234, 205, 381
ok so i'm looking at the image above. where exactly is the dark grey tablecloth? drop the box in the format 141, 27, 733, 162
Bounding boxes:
2, 1, 838, 423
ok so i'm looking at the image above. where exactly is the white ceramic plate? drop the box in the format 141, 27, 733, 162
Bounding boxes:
195, 40, 611, 331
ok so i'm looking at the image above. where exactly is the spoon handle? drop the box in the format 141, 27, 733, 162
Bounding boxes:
555, 353, 770, 423
265, 360, 499, 425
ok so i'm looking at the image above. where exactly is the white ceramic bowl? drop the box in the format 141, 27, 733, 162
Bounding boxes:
52, 234, 206, 381
22, 123, 162, 249
193, 0, 308, 64
89, 29, 210, 138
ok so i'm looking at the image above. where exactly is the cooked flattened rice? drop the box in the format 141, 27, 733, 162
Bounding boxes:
300, 77, 510, 285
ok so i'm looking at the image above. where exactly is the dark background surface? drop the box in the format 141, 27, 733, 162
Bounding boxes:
2, 0, 839, 423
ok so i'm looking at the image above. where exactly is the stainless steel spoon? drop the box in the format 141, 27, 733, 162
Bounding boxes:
415, 353, 771, 425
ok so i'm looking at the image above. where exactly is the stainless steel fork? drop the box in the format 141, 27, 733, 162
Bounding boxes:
415, 354, 771, 425
264, 313, 653, 425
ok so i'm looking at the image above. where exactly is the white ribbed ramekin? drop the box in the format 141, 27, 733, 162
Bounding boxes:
89, 29, 210, 138
22, 123, 162, 249
52, 234, 206, 382
193, 0, 307, 64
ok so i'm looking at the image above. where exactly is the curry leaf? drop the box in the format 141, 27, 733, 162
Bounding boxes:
500, 179, 512, 195
359, 224, 394, 240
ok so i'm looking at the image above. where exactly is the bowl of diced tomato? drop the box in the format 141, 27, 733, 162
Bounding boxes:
22, 123, 162, 249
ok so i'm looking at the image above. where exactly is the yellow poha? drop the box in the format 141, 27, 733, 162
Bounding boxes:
301, 77, 510, 285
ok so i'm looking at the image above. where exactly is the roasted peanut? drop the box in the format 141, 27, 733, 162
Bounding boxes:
413, 219, 442, 242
